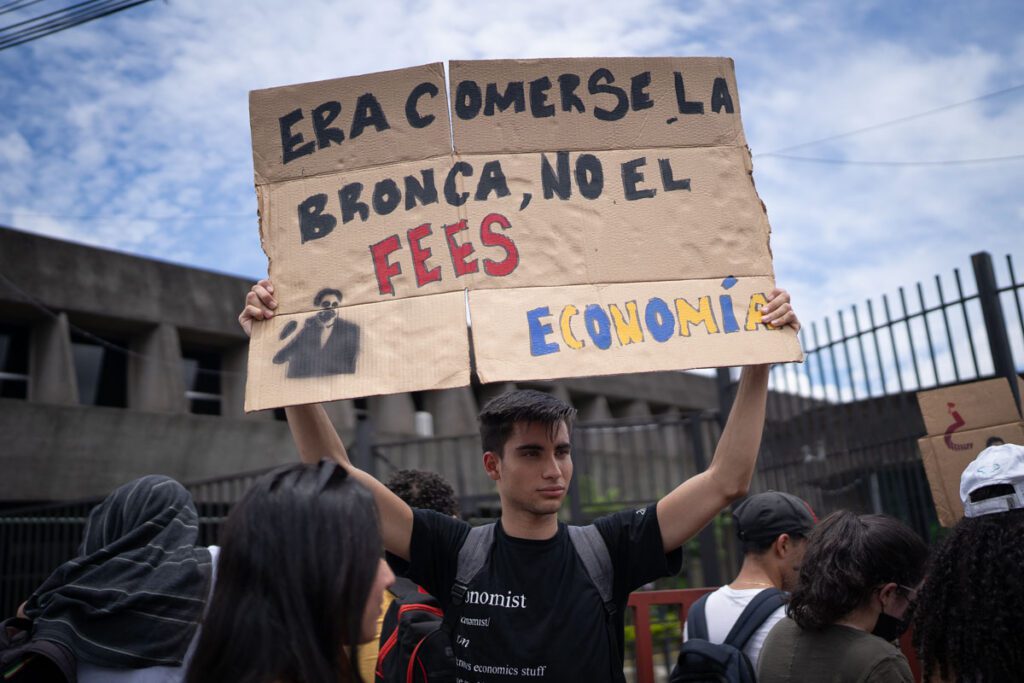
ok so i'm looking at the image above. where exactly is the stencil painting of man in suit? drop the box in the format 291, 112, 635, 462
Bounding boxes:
273, 287, 360, 378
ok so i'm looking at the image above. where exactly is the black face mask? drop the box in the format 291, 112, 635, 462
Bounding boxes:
871, 610, 911, 642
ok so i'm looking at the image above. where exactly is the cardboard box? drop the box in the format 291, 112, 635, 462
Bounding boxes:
916, 376, 1024, 526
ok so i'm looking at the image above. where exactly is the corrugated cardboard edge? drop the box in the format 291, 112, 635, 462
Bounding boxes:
917, 437, 956, 527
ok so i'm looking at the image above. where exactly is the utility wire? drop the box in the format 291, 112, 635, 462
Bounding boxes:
757, 82, 1024, 157
758, 153, 1024, 167
0, 268, 246, 378
2, 0, 137, 32
0, 0, 151, 49
0, 210, 252, 221
0, 0, 154, 51
0, 0, 46, 18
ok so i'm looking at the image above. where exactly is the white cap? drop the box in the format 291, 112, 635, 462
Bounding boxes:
960, 443, 1024, 518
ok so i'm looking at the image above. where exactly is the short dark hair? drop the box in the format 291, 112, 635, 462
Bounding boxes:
788, 511, 928, 631
740, 532, 805, 556
386, 469, 459, 517
478, 389, 576, 456
314, 288, 343, 306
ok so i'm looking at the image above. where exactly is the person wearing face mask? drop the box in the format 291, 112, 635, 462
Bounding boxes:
757, 511, 928, 683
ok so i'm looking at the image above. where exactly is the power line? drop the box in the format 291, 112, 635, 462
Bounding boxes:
0, 0, 155, 51
757, 82, 1024, 157
0, 0, 46, 19
758, 153, 1024, 167
0, 209, 252, 221
0, 268, 246, 378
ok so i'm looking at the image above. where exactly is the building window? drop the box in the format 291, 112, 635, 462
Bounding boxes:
0, 323, 30, 399
71, 332, 127, 407
181, 349, 222, 416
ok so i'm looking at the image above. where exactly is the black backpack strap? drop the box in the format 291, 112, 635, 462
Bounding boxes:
387, 576, 424, 602
444, 523, 495, 626
567, 525, 614, 614
685, 593, 712, 641
722, 588, 786, 651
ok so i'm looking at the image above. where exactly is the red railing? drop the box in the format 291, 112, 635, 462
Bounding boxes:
628, 588, 922, 683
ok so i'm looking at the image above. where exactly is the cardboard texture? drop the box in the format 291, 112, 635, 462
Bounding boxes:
249, 62, 451, 184
246, 58, 802, 410
449, 58, 746, 154
244, 291, 469, 412
915, 376, 1024, 526
469, 277, 799, 383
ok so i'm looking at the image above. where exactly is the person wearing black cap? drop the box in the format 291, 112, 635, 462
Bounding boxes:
681, 491, 816, 669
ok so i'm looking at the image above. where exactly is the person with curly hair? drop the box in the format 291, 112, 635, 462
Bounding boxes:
912, 443, 1024, 683
354, 470, 460, 681
757, 511, 929, 683
384, 469, 460, 518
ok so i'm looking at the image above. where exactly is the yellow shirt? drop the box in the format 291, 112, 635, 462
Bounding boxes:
358, 589, 396, 682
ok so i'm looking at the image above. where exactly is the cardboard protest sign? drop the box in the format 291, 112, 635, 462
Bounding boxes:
246, 58, 802, 411
916, 376, 1024, 526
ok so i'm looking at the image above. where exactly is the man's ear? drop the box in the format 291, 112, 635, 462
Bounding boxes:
774, 533, 791, 558
483, 451, 501, 481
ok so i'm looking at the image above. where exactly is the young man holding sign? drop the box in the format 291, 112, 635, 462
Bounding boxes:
240, 280, 799, 682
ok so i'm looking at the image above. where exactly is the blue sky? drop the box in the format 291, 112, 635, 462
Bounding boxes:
1, 0, 1022, 350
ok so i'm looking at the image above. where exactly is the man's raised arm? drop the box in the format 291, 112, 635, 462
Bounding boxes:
655, 288, 799, 552
240, 279, 414, 560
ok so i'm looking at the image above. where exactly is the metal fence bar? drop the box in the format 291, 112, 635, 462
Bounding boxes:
898, 287, 923, 390
866, 299, 889, 396
954, 268, 982, 377
837, 311, 858, 400
882, 294, 906, 393
935, 274, 962, 383
851, 304, 873, 397
917, 282, 941, 386
973, 252, 1021, 408
1006, 254, 1024, 347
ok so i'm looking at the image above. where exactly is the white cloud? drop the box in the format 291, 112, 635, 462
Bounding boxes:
0, 0, 1020, 383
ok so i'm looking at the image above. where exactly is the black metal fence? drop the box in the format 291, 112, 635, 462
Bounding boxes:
747, 251, 1024, 547
764, 251, 1023, 404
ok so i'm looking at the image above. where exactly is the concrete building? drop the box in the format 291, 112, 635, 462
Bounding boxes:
0, 225, 718, 504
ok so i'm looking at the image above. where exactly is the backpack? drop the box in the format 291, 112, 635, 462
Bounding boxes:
1, 617, 76, 683
375, 577, 456, 683
669, 588, 785, 683
375, 522, 614, 683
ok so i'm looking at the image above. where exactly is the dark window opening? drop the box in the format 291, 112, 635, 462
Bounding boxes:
181, 348, 222, 416
71, 332, 127, 407
0, 323, 30, 399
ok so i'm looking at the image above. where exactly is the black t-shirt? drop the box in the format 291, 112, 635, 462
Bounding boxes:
389, 504, 682, 682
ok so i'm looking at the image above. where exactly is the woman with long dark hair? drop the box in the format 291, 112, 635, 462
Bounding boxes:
757, 511, 928, 683
913, 444, 1024, 682
185, 460, 393, 683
